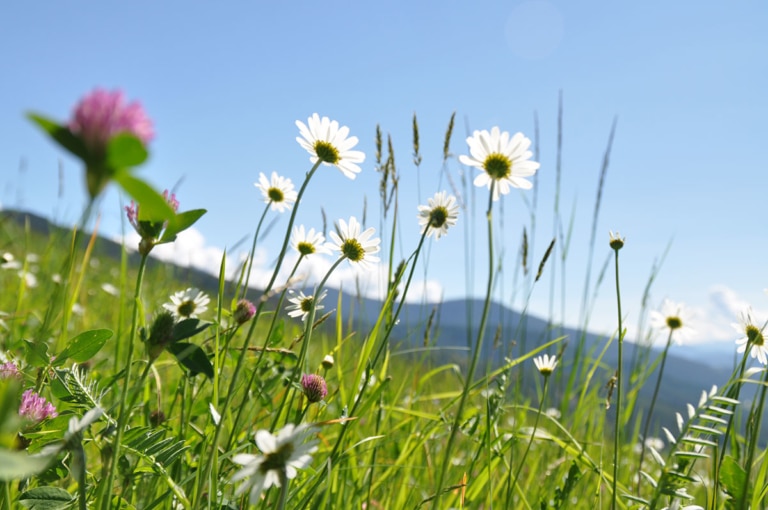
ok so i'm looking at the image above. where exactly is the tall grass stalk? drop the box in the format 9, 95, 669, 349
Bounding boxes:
506, 368, 551, 504
100, 252, 149, 508
636, 327, 674, 491
434, 183, 496, 507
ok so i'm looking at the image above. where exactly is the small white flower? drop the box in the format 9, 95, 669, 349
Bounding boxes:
291, 225, 331, 256
533, 354, 558, 376
458, 127, 540, 201
1, 252, 21, 270
417, 191, 459, 240
19, 270, 38, 288
649, 299, 696, 344
327, 217, 380, 269
230, 423, 318, 504
254, 172, 297, 213
101, 283, 120, 296
286, 290, 327, 322
162, 288, 210, 319
733, 314, 768, 365
296, 113, 365, 179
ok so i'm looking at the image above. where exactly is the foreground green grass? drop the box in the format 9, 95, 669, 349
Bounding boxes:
1, 99, 766, 509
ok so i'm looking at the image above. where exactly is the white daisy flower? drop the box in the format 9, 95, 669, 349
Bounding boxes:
162, 288, 210, 319
417, 191, 459, 240
458, 127, 540, 201
733, 315, 768, 365
327, 217, 380, 269
286, 290, 327, 322
649, 299, 696, 344
230, 423, 318, 504
291, 225, 331, 256
533, 354, 558, 376
254, 172, 297, 213
296, 113, 365, 179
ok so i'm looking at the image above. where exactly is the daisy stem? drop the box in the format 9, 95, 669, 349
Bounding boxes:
739, 362, 768, 509
193, 161, 321, 507
636, 329, 674, 493
100, 252, 149, 509
241, 203, 271, 301
506, 376, 550, 503
714, 338, 752, 504
277, 256, 344, 429
611, 244, 624, 510
434, 186, 496, 507
226, 256, 303, 452
295, 233, 426, 510
277, 470, 289, 510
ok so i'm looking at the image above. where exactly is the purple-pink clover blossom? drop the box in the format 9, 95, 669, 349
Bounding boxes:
233, 299, 256, 325
0, 361, 20, 379
19, 389, 58, 423
301, 374, 328, 403
69, 88, 154, 153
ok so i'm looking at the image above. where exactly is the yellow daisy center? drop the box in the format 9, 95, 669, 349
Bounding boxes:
300, 297, 314, 313
297, 242, 315, 256
314, 141, 340, 164
178, 300, 196, 317
483, 153, 512, 180
429, 206, 448, 228
268, 187, 285, 203
342, 239, 365, 262
666, 316, 682, 330
746, 324, 765, 346
260, 442, 295, 473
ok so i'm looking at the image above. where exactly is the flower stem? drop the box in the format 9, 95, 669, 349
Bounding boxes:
434, 186, 496, 507
636, 329, 674, 492
241, 203, 271, 300
611, 245, 624, 510
506, 377, 550, 502
193, 160, 321, 508
277, 470, 289, 510
275, 256, 345, 430
100, 252, 149, 508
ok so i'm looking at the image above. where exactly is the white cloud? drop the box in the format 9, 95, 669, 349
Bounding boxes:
121, 228, 447, 304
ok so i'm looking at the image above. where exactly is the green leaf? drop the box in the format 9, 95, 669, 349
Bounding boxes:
106, 133, 148, 169
0, 449, 54, 481
24, 339, 50, 367
158, 208, 207, 244
172, 319, 211, 343
720, 455, 748, 505
18, 486, 74, 509
55, 329, 113, 366
113, 170, 175, 222
27, 113, 88, 161
167, 342, 213, 379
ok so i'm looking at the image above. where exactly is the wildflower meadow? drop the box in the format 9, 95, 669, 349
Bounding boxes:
1, 88, 767, 510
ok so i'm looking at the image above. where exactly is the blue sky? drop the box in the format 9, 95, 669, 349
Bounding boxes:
1, 1, 766, 347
